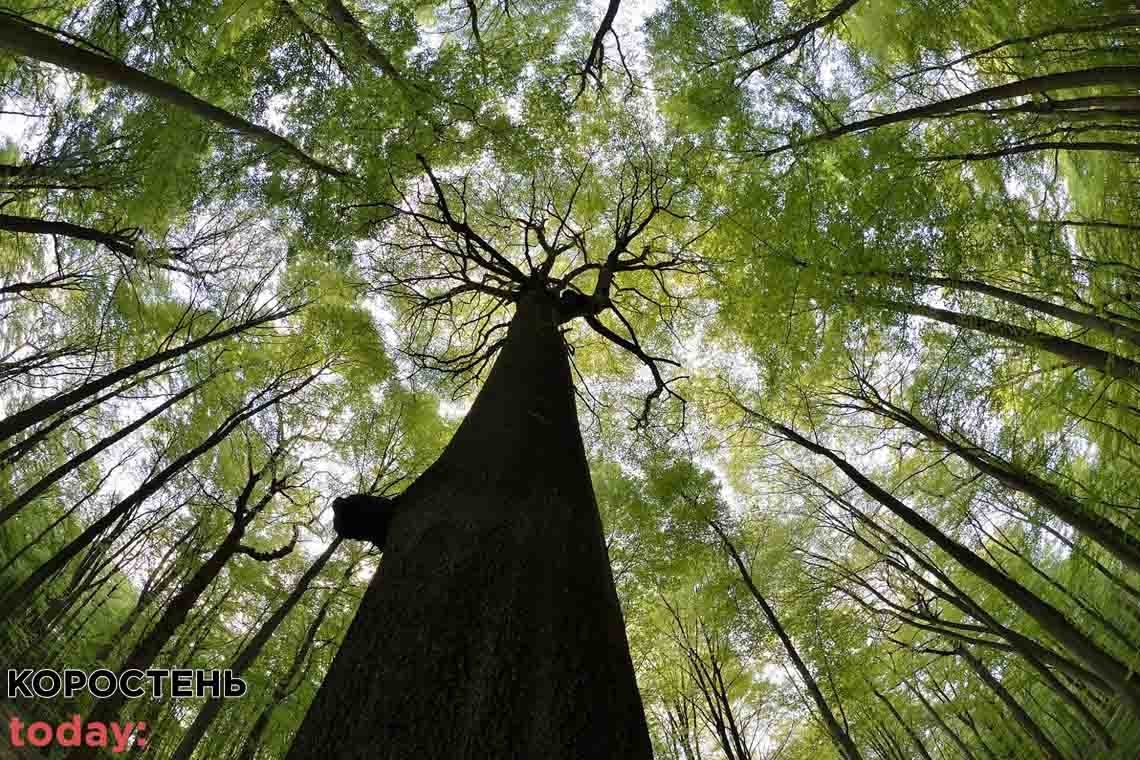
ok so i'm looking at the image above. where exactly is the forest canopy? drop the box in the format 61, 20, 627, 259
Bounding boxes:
1, 0, 1139, 758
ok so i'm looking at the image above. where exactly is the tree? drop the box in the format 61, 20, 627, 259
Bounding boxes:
288, 133, 712, 754
2, 0, 1139, 757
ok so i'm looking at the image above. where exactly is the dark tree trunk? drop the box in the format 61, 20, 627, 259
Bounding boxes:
0, 305, 292, 446
62, 532, 246, 759
712, 522, 864, 760
867, 298, 1140, 384
167, 539, 342, 760
957, 648, 1067, 760
841, 388, 1140, 574
0, 377, 306, 621
873, 689, 934, 760
905, 679, 978, 760
847, 269, 1140, 348
287, 289, 652, 759
92, 520, 202, 663
0, 377, 206, 528
769, 419, 1140, 715
0, 16, 348, 177
767, 66, 1140, 154
0, 214, 137, 255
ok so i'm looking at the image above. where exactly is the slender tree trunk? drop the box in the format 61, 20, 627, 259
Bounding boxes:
866, 298, 1140, 383
711, 522, 864, 760
233, 580, 338, 760
767, 418, 1140, 715
920, 141, 1140, 161
0, 214, 136, 255
0, 379, 302, 620
286, 289, 652, 759
167, 539, 342, 760
848, 269, 1140, 348
767, 66, 1140, 154
93, 521, 201, 663
0, 369, 158, 470
842, 389, 1140, 574
0, 306, 292, 445
873, 689, 933, 760
0, 377, 207, 528
62, 533, 247, 760
905, 680, 977, 760
0, 16, 349, 177
957, 648, 1067, 760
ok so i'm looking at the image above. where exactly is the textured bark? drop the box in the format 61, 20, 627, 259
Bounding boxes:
287, 289, 651, 759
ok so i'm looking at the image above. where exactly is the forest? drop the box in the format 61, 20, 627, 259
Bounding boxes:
0, 0, 1138, 757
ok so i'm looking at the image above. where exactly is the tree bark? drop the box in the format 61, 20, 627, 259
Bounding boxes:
286, 288, 652, 759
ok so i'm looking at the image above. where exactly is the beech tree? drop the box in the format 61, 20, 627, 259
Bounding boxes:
1, 0, 1138, 757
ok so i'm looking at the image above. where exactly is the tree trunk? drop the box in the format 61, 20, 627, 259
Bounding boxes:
286, 288, 652, 759
905, 679, 977, 760
168, 539, 342, 760
233, 556, 344, 760
93, 520, 201, 663
0, 16, 349, 178
0, 378, 304, 620
711, 522, 864, 760
849, 269, 1140, 348
63, 533, 247, 760
768, 418, 1140, 715
873, 689, 933, 760
767, 66, 1140, 154
0, 377, 207, 528
842, 389, 1140, 574
0, 306, 291, 446
0, 214, 136, 255
957, 648, 1067, 760
866, 298, 1140, 383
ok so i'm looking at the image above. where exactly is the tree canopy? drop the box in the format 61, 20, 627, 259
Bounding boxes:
1, 0, 1139, 757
